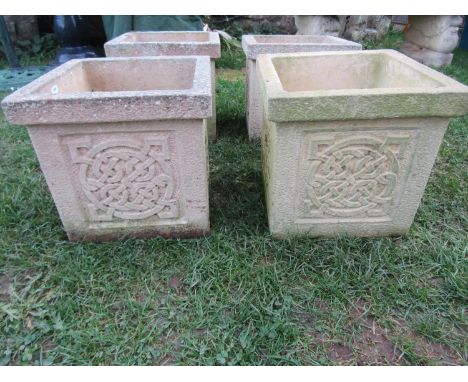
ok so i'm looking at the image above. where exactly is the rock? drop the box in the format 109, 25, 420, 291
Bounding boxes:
400, 41, 454, 67
236, 16, 297, 35
343, 16, 392, 41
294, 16, 343, 36
294, 16, 392, 42
401, 16, 463, 67
405, 16, 463, 53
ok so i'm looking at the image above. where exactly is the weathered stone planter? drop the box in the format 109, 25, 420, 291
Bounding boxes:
1, 56, 212, 241
242, 34, 362, 139
257, 50, 468, 237
104, 31, 220, 141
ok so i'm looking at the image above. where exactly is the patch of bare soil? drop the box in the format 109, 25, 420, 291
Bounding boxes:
0, 273, 10, 302
168, 275, 183, 290
298, 300, 402, 365
217, 68, 245, 81
257, 255, 276, 267
409, 334, 461, 365
291, 299, 331, 333
348, 303, 463, 365
327, 343, 355, 364
391, 318, 463, 366
159, 329, 184, 366
349, 301, 402, 365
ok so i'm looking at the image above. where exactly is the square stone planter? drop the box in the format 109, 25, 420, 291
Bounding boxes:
257, 50, 468, 237
1, 56, 212, 242
104, 31, 221, 141
242, 34, 362, 140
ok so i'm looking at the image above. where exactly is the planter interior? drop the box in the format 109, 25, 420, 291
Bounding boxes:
253, 35, 342, 44
272, 53, 445, 92
35, 59, 197, 94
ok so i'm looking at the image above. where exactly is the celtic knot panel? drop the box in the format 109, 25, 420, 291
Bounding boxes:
67, 136, 179, 221
302, 134, 411, 219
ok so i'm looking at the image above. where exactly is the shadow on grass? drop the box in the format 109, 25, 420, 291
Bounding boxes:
210, 76, 268, 234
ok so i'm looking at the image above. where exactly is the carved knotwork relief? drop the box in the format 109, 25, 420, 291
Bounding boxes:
299, 132, 413, 219
66, 135, 179, 221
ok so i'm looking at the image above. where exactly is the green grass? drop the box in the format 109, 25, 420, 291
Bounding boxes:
215, 39, 245, 70
361, 26, 405, 50
0, 34, 467, 365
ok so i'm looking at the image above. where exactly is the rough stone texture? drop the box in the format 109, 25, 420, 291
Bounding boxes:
236, 16, 297, 35
400, 16, 463, 67
257, 50, 468, 238
104, 31, 220, 141
242, 35, 361, 140
1, 56, 212, 242
343, 16, 392, 41
294, 16, 342, 36
294, 16, 392, 41
400, 42, 455, 68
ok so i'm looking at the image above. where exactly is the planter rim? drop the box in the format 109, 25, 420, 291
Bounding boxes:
104, 31, 221, 58
257, 49, 468, 122
242, 34, 362, 59
1, 56, 212, 125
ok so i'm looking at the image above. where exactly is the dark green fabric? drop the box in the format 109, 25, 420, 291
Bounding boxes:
102, 16, 204, 40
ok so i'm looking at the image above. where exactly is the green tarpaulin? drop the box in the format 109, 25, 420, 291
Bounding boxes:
102, 15, 204, 40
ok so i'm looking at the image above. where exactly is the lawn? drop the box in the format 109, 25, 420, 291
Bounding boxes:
0, 32, 467, 365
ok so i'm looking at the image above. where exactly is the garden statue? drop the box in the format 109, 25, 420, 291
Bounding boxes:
400, 15, 463, 67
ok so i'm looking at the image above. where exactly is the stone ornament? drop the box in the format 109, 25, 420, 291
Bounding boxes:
241, 34, 361, 140
1, 56, 212, 242
400, 16, 463, 67
257, 50, 468, 237
104, 31, 221, 141
66, 136, 179, 221
302, 133, 411, 219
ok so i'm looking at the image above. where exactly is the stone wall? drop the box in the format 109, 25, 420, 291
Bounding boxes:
294, 16, 395, 41
237, 16, 297, 35
210, 15, 407, 42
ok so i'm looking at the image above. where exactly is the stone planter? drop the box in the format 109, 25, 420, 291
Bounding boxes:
242, 34, 362, 140
1, 56, 212, 241
257, 50, 468, 237
104, 31, 220, 141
